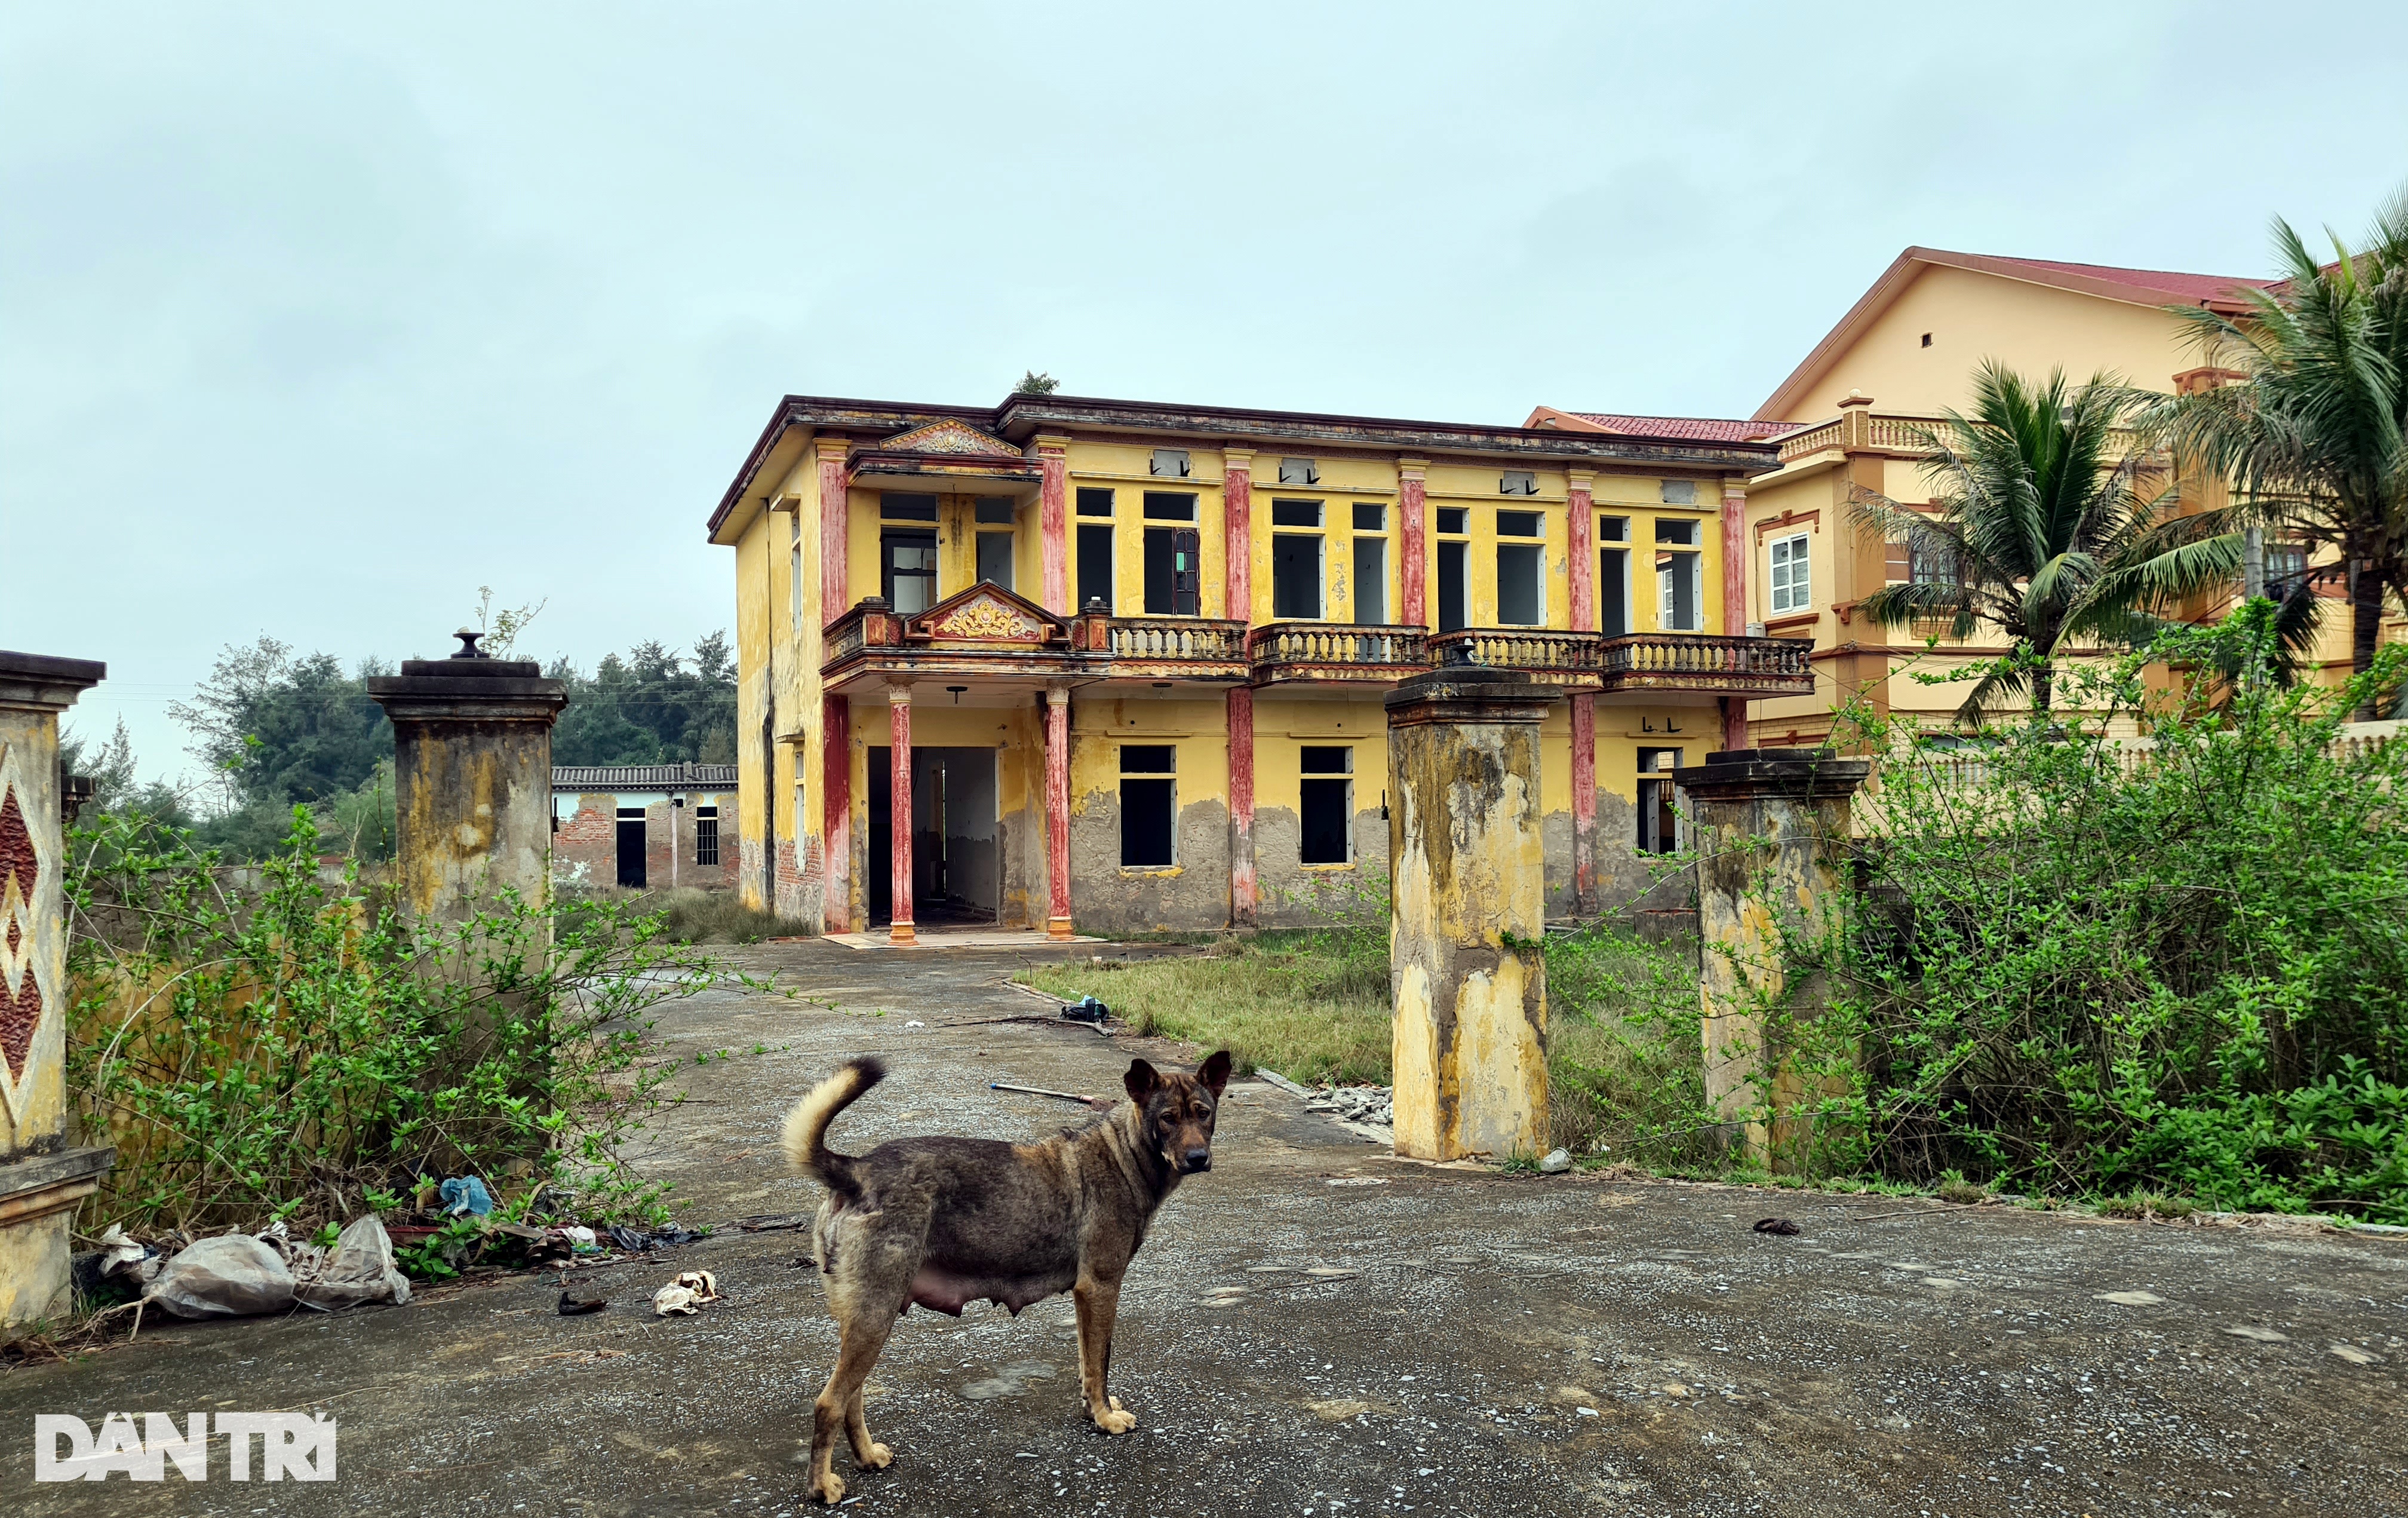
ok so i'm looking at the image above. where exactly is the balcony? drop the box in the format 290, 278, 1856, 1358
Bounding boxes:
1430, 630, 1814, 697
1098, 617, 1249, 679
1248, 621, 1430, 685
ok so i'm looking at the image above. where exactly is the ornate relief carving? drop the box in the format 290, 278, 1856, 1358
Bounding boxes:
0, 752, 48, 1106
880, 419, 1019, 458
932, 596, 1045, 641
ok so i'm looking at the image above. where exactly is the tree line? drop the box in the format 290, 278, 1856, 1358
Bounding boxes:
67, 629, 736, 860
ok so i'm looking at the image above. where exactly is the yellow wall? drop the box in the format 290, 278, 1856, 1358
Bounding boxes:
1793, 263, 2214, 418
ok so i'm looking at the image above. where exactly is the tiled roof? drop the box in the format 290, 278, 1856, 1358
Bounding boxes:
1974, 255, 2278, 305
1569, 414, 1801, 443
552, 763, 738, 791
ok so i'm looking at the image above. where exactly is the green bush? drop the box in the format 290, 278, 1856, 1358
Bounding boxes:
65, 808, 713, 1233
1776, 613, 2408, 1219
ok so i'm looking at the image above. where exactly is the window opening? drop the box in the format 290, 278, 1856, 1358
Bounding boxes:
882, 492, 938, 521
1119, 745, 1175, 867
1077, 523, 1114, 611
1298, 746, 1352, 865
1769, 532, 1810, 614
882, 528, 938, 615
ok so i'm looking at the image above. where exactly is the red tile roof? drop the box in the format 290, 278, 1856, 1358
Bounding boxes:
1567, 413, 1800, 443
1974, 255, 2278, 305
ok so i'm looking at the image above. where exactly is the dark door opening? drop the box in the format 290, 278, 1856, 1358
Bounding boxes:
1636, 748, 1683, 854
616, 811, 647, 888
1437, 541, 1467, 632
1142, 527, 1200, 615
868, 747, 1001, 926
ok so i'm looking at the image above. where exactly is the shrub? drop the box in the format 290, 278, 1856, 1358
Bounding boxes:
65, 808, 713, 1233
1765, 614, 2408, 1219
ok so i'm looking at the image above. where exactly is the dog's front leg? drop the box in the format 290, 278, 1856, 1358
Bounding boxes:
1073, 1275, 1137, 1434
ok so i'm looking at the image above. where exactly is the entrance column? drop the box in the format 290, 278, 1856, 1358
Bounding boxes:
887, 680, 914, 945
1228, 686, 1257, 927
0, 649, 114, 1326
1037, 434, 1071, 615
1719, 474, 1752, 752
1675, 747, 1870, 1167
822, 694, 850, 934
1397, 458, 1429, 627
1044, 683, 1074, 941
1386, 667, 1558, 1162
1567, 467, 1599, 914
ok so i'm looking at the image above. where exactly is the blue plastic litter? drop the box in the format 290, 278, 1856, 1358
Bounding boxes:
439, 1177, 494, 1217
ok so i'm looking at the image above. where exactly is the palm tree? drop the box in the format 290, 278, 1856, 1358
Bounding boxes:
1849, 362, 2237, 721
2127, 189, 2408, 709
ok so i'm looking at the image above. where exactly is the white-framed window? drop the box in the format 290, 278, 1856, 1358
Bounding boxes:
1768, 532, 1811, 614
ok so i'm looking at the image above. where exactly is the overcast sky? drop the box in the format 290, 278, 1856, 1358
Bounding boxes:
5, 2, 2403, 792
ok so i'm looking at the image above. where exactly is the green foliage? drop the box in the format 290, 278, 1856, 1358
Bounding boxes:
168, 637, 394, 812
1752, 614, 2408, 1219
64, 808, 714, 1234
59, 717, 198, 830
2127, 185, 2408, 688
1013, 370, 1060, 395
548, 634, 736, 766
1542, 923, 1713, 1165
1850, 361, 2238, 719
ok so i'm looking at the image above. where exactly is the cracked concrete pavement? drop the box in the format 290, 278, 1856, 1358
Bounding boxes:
4, 939, 2404, 1516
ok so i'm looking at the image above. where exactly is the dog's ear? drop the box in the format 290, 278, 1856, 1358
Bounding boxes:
1123, 1058, 1161, 1103
1197, 1050, 1232, 1097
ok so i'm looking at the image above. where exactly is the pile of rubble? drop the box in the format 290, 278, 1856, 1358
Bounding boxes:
1313, 1084, 1395, 1128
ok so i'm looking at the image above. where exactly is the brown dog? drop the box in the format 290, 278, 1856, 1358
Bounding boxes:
781, 1049, 1233, 1504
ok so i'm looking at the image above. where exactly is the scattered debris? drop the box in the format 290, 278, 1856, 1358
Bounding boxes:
1061, 995, 1109, 1024
289, 1216, 413, 1311
1538, 1149, 1573, 1174
558, 1290, 607, 1317
2330, 1344, 2378, 1364
609, 1223, 707, 1252
147, 1235, 295, 1320
653, 1269, 723, 1316
2222, 1324, 2290, 1342
2094, 1291, 2167, 1307
439, 1177, 495, 1217
1753, 1218, 1802, 1237
990, 1081, 1104, 1108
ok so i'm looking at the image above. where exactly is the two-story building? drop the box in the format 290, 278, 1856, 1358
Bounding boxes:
708, 393, 1807, 940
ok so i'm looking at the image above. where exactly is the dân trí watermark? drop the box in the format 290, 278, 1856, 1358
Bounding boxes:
32, 1413, 337, 1482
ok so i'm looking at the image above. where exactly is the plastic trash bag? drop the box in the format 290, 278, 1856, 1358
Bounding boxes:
146, 1235, 296, 1319
291, 1216, 413, 1311
439, 1176, 495, 1216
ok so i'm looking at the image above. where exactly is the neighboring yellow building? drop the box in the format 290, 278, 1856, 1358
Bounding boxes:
708, 394, 1807, 938
1537, 247, 2398, 743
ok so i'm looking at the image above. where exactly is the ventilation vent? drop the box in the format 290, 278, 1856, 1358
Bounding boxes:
1279, 458, 1320, 485
1500, 470, 1538, 496
1150, 449, 1191, 478
1659, 480, 1697, 505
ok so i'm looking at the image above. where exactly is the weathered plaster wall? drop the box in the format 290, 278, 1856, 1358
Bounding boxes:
392, 719, 555, 924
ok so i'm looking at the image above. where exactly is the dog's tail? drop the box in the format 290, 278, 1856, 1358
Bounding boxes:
782, 1056, 884, 1204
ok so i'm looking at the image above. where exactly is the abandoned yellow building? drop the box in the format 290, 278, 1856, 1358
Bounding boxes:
708, 394, 1808, 937
1534, 247, 2395, 743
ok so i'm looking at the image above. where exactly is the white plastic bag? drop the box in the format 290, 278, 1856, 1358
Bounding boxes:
292, 1216, 413, 1310
146, 1234, 295, 1319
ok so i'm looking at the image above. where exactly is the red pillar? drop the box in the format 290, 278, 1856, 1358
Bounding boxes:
1044, 686, 1074, 940
818, 440, 849, 625
1037, 437, 1070, 615
1720, 476, 1751, 752
1398, 459, 1428, 627
1570, 692, 1598, 914
1223, 449, 1253, 621
887, 683, 914, 945
1568, 469, 1596, 633
821, 694, 850, 934
1228, 686, 1256, 927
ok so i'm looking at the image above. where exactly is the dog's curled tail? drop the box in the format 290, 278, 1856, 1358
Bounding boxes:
782, 1056, 885, 1204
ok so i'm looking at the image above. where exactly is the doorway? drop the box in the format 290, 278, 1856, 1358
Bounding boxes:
616, 808, 648, 888
1437, 541, 1467, 632
1635, 749, 1683, 854
868, 747, 1001, 925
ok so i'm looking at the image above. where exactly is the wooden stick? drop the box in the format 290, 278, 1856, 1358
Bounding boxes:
990, 1081, 1104, 1107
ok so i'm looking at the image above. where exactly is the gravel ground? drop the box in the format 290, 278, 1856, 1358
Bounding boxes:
4, 939, 2403, 1516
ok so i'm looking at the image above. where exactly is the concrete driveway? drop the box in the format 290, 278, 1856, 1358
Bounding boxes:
4, 940, 2403, 1516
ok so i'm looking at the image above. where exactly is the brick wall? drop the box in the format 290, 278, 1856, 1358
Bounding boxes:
549, 789, 739, 891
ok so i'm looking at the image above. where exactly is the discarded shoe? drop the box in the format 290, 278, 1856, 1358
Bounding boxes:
558, 1290, 607, 1316
1753, 1217, 1801, 1236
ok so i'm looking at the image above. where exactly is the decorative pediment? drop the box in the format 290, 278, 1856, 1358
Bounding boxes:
908, 582, 1066, 644
878, 418, 1021, 459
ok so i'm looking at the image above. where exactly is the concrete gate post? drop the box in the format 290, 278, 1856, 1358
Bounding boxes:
0, 650, 113, 1326
366, 633, 568, 931
1673, 747, 1870, 1167
1384, 668, 1557, 1162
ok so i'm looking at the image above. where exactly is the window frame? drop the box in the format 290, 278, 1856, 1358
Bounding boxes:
1297, 746, 1354, 867
1117, 745, 1177, 869
1768, 531, 1811, 615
